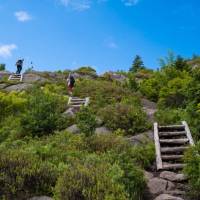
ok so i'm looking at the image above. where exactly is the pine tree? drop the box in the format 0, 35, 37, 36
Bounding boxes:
129, 55, 145, 72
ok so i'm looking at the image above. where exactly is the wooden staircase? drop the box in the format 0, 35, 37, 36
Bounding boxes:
68, 97, 90, 108
8, 74, 23, 82
154, 121, 194, 171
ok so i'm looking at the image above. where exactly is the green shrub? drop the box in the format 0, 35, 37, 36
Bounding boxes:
0, 91, 27, 122
0, 151, 58, 199
74, 66, 97, 77
184, 142, 200, 199
158, 76, 192, 108
54, 158, 128, 200
76, 107, 97, 136
73, 79, 133, 111
99, 103, 148, 135
21, 89, 68, 137
155, 108, 186, 125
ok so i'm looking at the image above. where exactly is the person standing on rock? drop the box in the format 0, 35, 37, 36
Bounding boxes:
67, 73, 75, 95
16, 59, 24, 74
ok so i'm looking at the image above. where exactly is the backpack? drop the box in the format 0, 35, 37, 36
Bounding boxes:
70, 76, 75, 85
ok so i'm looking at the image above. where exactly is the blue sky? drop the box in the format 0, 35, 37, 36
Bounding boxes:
0, 0, 200, 73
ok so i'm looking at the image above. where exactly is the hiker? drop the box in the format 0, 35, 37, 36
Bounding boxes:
16, 59, 24, 74
67, 73, 75, 95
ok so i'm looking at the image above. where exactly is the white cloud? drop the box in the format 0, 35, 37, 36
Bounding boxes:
15, 11, 32, 22
59, 0, 91, 11
0, 44, 17, 58
107, 42, 118, 49
122, 0, 139, 6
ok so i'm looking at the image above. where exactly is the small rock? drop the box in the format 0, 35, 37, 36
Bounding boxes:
95, 127, 111, 135
160, 171, 187, 182
63, 108, 75, 117
147, 178, 175, 195
165, 190, 186, 196
28, 196, 53, 200
66, 124, 80, 134
144, 171, 154, 180
154, 194, 184, 200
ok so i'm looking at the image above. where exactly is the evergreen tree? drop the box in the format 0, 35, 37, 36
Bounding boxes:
0, 64, 6, 71
129, 55, 145, 72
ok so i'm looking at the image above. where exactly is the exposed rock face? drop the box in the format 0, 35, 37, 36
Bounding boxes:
23, 73, 48, 83
66, 124, 80, 134
160, 171, 187, 182
141, 98, 157, 122
95, 127, 111, 135
0, 83, 7, 89
154, 194, 184, 200
147, 178, 175, 195
4, 83, 33, 92
28, 196, 53, 200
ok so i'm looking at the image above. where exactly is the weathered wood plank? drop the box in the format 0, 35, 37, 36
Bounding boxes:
162, 163, 185, 170
159, 131, 186, 137
159, 138, 189, 144
154, 122, 163, 170
182, 121, 194, 146
162, 155, 184, 160
161, 146, 188, 153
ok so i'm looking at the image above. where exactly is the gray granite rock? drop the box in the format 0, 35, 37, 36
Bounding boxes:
160, 171, 187, 182
95, 127, 111, 135
63, 108, 76, 117
154, 194, 183, 200
144, 171, 154, 180
4, 83, 33, 92
147, 178, 175, 195
66, 124, 80, 134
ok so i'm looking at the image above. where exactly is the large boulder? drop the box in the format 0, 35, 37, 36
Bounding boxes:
66, 124, 80, 134
154, 194, 183, 200
128, 131, 154, 145
95, 127, 111, 135
147, 178, 175, 195
28, 196, 53, 200
160, 171, 187, 182
4, 83, 33, 92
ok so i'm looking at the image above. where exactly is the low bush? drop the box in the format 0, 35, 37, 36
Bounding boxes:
0, 151, 58, 200
76, 107, 97, 136
184, 142, 200, 199
21, 89, 68, 137
155, 108, 186, 125
99, 103, 148, 135
54, 158, 128, 200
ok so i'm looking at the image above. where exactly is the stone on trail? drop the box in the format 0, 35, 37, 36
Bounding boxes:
154, 194, 184, 200
160, 171, 187, 182
63, 107, 76, 117
144, 170, 154, 180
147, 177, 175, 195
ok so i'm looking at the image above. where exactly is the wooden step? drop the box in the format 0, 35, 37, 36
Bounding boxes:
71, 105, 83, 107
161, 146, 189, 153
159, 139, 189, 144
159, 131, 186, 137
162, 155, 184, 161
70, 101, 86, 104
159, 125, 185, 129
162, 163, 185, 170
